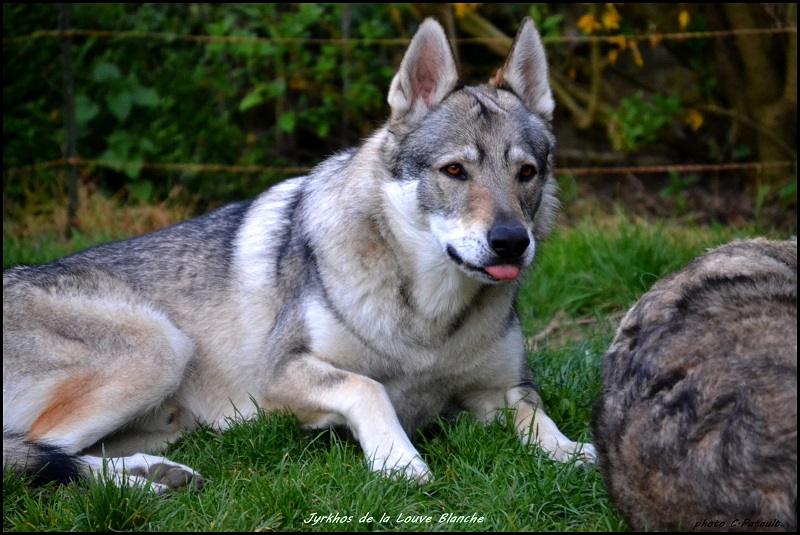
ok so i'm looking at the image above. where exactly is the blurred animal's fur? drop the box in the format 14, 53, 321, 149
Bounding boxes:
593, 237, 797, 531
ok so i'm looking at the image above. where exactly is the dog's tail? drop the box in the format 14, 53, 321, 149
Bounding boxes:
3, 431, 83, 484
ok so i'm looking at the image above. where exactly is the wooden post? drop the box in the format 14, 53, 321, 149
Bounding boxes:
59, 3, 79, 237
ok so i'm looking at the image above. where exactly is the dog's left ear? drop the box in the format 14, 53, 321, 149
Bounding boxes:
388, 18, 459, 125
492, 17, 554, 121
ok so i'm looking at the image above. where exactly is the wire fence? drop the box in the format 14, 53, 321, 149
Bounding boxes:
3, 23, 798, 185
3, 25, 796, 46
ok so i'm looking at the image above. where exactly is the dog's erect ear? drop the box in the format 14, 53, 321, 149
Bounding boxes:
388, 18, 459, 124
492, 17, 554, 121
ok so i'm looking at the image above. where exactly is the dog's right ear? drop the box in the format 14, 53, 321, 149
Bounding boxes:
388, 18, 459, 125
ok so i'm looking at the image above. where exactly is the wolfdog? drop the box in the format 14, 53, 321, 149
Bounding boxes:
3, 17, 595, 492
592, 238, 797, 531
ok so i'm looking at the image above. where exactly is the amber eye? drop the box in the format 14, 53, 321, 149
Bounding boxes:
442, 164, 466, 179
519, 164, 536, 182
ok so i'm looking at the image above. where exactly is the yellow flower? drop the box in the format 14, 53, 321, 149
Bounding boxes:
685, 109, 704, 131
602, 5, 621, 31
453, 3, 481, 19
577, 14, 602, 35
607, 49, 619, 65
678, 10, 691, 30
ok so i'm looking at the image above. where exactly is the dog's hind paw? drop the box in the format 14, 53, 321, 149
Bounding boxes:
86, 453, 205, 492
128, 461, 206, 491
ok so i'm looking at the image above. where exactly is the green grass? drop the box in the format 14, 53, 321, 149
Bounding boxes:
4, 409, 624, 532
3, 228, 118, 268
520, 217, 768, 332
3, 214, 793, 532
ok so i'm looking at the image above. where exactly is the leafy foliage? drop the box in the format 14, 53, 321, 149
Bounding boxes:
4, 4, 405, 206
3, 3, 796, 223
608, 91, 681, 153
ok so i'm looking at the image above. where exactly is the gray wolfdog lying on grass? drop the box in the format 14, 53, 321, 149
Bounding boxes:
3, 17, 595, 492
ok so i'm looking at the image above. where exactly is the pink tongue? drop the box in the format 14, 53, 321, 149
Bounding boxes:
484, 265, 520, 280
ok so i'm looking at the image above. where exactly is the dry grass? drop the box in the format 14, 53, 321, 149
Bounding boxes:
4, 185, 194, 243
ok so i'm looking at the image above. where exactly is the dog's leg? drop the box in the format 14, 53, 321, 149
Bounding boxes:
19, 373, 204, 492
462, 385, 597, 465
4, 288, 203, 491
20, 372, 204, 491
270, 357, 432, 483
74, 398, 205, 491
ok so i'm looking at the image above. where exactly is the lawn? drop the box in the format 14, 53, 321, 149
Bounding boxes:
3, 195, 791, 531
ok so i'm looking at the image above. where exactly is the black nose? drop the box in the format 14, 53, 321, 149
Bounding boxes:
488, 222, 530, 258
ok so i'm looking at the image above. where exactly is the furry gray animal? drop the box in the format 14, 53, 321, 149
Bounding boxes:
593, 237, 797, 531
3, 17, 595, 493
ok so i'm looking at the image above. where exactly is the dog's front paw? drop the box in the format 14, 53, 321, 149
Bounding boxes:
370, 450, 433, 485
566, 442, 597, 467
577, 442, 597, 465
539, 438, 597, 467
390, 456, 434, 485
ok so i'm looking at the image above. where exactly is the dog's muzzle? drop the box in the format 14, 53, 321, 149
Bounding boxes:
445, 220, 530, 282
481, 221, 529, 280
